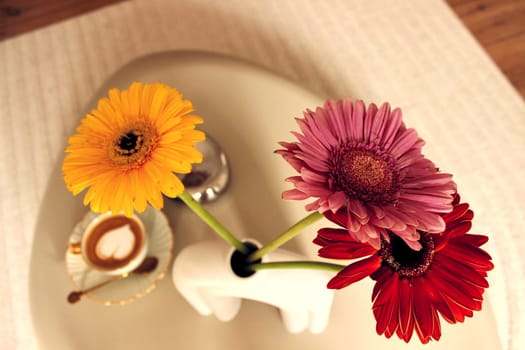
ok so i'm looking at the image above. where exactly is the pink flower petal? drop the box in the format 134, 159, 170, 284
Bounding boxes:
348, 199, 368, 219
282, 189, 309, 200
328, 191, 347, 212
387, 128, 419, 157
346, 211, 363, 233
305, 198, 321, 212
379, 106, 403, 150
300, 167, 327, 183
349, 99, 366, 141
277, 98, 456, 245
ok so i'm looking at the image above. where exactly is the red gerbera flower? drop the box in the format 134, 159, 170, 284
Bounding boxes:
277, 99, 456, 250
313, 194, 493, 343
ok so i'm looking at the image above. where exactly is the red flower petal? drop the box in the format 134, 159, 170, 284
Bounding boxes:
431, 308, 442, 341
434, 255, 489, 288
371, 266, 393, 301
327, 255, 382, 289
315, 192, 492, 344
324, 209, 349, 227
411, 279, 433, 338
430, 262, 484, 301
416, 277, 454, 326
426, 272, 482, 312
397, 278, 413, 337
315, 227, 356, 243
441, 202, 470, 222
318, 243, 378, 260
441, 240, 493, 270
373, 275, 400, 336
448, 301, 474, 322
444, 220, 472, 239
463, 233, 490, 247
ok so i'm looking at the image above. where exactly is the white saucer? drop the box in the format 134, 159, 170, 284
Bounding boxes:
65, 207, 174, 305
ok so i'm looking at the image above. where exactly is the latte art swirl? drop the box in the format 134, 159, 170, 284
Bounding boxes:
95, 224, 136, 261
82, 215, 146, 272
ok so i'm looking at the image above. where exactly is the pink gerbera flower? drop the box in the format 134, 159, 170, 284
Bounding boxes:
277, 99, 456, 249
313, 194, 493, 343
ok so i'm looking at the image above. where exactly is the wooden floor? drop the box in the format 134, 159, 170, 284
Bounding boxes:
448, 0, 525, 98
1, 0, 524, 99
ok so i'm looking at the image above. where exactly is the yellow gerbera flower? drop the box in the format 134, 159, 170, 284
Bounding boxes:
63, 82, 205, 216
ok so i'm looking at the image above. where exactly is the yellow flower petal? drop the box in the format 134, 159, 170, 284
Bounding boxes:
63, 82, 204, 214
130, 170, 148, 213
149, 85, 169, 119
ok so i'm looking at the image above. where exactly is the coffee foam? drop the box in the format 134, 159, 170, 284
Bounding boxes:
95, 224, 136, 261
82, 214, 146, 272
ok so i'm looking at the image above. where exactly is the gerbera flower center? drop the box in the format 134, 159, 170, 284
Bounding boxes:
118, 132, 142, 153
331, 147, 399, 204
109, 123, 157, 167
379, 232, 434, 278
118, 131, 140, 153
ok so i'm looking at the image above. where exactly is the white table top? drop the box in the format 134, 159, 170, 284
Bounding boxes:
1, 0, 524, 349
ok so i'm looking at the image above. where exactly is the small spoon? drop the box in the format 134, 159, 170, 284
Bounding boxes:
67, 256, 159, 304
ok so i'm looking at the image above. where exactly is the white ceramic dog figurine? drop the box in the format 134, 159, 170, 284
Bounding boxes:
172, 239, 334, 334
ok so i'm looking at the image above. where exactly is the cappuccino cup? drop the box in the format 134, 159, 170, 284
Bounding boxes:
72, 213, 148, 275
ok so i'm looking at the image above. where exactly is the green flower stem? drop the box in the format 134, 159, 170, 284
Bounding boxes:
179, 191, 248, 253
249, 261, 345, 273
247, 211, 323, 263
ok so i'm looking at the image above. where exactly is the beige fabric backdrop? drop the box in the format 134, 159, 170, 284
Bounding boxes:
1, 0, 524, 349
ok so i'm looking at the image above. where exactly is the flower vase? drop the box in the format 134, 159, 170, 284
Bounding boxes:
171, 239, 335, 334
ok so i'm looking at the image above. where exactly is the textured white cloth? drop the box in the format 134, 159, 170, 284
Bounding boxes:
1, 0, 524, 349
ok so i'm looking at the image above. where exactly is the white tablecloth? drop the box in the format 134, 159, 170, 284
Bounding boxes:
1, 0, 524, 349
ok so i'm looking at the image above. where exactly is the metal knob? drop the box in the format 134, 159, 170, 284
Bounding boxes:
179, 135, 230, 203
